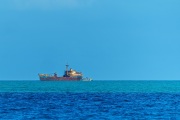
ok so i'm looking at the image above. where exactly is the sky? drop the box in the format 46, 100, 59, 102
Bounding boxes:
0, 0, 180, 80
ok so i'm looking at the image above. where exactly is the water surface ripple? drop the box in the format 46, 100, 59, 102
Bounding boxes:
0, 80, 180, 119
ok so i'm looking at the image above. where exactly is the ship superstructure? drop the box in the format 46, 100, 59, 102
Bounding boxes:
39, 65, 92, 81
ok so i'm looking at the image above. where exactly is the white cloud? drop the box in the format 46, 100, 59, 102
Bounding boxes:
9, 0, 95, 10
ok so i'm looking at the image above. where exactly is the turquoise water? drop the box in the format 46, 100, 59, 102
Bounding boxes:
1, 80, 180, 119
1, 80, 180, 93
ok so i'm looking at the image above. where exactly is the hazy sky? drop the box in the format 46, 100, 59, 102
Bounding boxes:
0, 0, 180, 80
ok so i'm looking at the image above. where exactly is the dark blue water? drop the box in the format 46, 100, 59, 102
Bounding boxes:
1, 80, 180, 119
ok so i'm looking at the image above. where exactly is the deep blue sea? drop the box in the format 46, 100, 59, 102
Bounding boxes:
1, 80, 180, 119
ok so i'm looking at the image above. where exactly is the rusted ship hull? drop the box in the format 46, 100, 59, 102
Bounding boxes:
39, 77, 81, 81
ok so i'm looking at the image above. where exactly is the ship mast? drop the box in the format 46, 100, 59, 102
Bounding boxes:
66, 64, 69, 76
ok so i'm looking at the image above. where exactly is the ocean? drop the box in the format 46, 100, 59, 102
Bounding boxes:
1, 80, 180, 119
